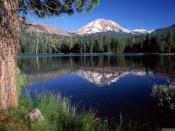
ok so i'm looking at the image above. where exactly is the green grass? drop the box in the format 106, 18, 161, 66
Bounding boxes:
1, 94, 157, 131
0, 68, 159, 131
16, 68, 26, 96
152, 84, 175, 110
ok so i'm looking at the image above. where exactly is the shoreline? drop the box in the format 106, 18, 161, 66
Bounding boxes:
17, 53, 175, 58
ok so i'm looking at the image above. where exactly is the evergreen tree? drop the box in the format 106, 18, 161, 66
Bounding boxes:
167, 31, 174, 53
0, 0, 99, 109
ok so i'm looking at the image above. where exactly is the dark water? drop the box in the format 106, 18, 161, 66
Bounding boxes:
18, 54, 175, 128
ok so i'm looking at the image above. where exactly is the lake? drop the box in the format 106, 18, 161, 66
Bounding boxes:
18, 54, 175, 128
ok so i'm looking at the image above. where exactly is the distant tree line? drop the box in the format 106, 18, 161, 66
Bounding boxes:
125, 31, 175, 53
19, 30, 175, 54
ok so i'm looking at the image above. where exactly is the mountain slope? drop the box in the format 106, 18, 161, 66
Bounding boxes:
23, 19, 175, 38
75, 19, 131, 35
24, 24, 69, 36
132, 28, 154, 34
152, 24, 175, 37
74, 18, 154, 36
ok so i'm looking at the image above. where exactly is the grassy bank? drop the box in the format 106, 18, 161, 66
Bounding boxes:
152, 84, 175, 110
1, 95, 156, 131
0, 69, 158, 131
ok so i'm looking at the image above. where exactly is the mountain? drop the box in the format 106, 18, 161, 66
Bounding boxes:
132, 28, 154, 34
22, 18, 154, 37
74, 19, 131, 35
23, 18, 175, 38
74, 18, 154, 36
152, 24, 175, 37
24, 23, 69, 36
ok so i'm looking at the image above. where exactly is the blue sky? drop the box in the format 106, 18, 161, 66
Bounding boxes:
29, 0, 175, 31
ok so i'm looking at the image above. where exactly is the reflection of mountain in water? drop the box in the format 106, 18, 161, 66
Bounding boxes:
18, 55, 175, 86
75, 67, 148, 86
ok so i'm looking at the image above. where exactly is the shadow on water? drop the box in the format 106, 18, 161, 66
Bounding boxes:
18, 54, 175, 128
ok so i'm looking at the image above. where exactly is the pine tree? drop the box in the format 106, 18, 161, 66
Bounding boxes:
0, 0, 99, 109
167, 31, 174, 53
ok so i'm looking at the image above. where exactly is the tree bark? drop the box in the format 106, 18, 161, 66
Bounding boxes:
0, 0, 19, 109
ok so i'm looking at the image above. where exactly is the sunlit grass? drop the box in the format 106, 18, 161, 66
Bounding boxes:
152, 84, 175, 110
1, 94, 157, 131
16, 68, 26, 96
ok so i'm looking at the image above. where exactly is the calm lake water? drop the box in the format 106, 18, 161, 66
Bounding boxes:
18, 54, 175, 128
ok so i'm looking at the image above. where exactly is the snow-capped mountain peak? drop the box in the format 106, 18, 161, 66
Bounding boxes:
75, 19, 131, 35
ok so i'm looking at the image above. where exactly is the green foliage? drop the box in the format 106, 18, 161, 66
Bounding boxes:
152, 84, 175, 110
19, 0, 99, 17
31, 94, 97, 131
19, 31, 55, 54
19, 30, 175, 54
1, 93, 157, 131
167, 31, 174, 53
16, 68, 26, 96
19, 31, 129, 54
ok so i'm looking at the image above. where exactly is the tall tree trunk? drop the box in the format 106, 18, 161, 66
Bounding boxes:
0, 0, 19, 109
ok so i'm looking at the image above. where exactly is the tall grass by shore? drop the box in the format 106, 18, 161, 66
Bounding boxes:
0, 68, 159, 131
1, 94, 157, 131
152, 84, 175, 110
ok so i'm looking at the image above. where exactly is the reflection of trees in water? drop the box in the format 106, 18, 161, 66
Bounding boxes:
18, 55, 175, 82
18, 56, 79, 74
152, 84, 175, 110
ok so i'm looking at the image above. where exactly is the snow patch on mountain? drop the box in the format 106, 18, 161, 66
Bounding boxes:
75, 19, 131, 35
132, 28, 154, 34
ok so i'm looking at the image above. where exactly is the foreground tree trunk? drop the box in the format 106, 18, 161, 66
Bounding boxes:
0, 0, 19, 109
